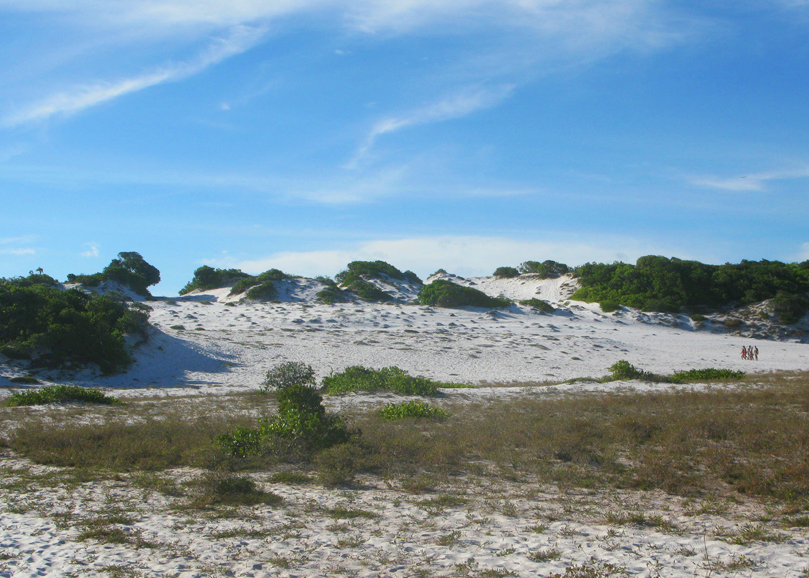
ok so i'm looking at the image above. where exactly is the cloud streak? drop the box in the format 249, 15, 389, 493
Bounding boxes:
347, 84, 516, 167
2, 25, 266, 127
690, 167, 809, 192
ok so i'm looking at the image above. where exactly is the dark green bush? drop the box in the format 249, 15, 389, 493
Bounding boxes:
518, 260, 570, 278
316, 285, 348, 304
430, 269, 448, 277
66, 252, 160, 297
322, 366, 440, 396
771, 292, 809, 325
600, 301, 620, 313
571, 256, 809, 315
245, 281, 277, 301
4, 385, 119, 406
668, 368, 745, 383
261, 361, 316, 392
417, 280, 510, 309
229, 277, 259, 295
0, 284, 146, 374
379, 400, 449, 420
403, 270, 423, 285
591, 361, 744, 384
520, 298, 555, 313
493, 266, 520, 278
335, 260, 408, 285
179, 265, 252, 295
608, 360, 649, 381
344, 279, 392, 302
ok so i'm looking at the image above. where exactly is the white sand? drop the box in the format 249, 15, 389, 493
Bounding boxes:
1, 275, 808, 577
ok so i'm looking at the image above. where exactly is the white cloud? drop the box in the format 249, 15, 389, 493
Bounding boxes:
228, 234, 682, 279
689, 167, 809, 192
348, 84, 516, 167
2, 25, 267, 126
81, 242, 100, 258
0, 248, 35, 256
0, 235, 37, 245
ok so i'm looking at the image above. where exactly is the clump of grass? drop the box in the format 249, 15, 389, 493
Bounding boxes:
190, 473, 282, 508
4, 385, 118, 407
379, 400, 448, 420
580, 360, 745, 385
322, 366, 441, 396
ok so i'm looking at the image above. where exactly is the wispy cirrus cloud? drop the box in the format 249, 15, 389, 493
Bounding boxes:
347, 84, 516, 167
689, 166, 809, 192
2, 25, 267, 127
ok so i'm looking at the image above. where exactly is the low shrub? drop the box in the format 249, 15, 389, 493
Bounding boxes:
316, 285, 348, 304
379, 400, 449, 420
4, 385, 118, 406
493, 266, 519, 278
229, 277, 259, 295
179, 265, 252, 295
216, 385, 356, 458
245, 281, 277, 301
600, 301, 620, 313
190, 473, 282, 507
261, 361, 316, 392
344, 279, 392, 302
322, 366, 441, 396
335, 260, 408, 285
403, 270, 423, 285
417, 280, 510, 309
430, 269, 448, 277
518, 260, 570, 278
607, 360, 650, 381
520, 298, 554, 313
668, 368, 745, 383
588, 361, 745, 385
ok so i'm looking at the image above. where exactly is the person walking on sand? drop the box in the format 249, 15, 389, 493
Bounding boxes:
748, 345, 754, 360
754, 346, 759, 361
741, 346, 747, 360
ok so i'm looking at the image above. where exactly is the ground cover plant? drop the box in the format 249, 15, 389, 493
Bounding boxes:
519, 260, 571, 278
492, 266, 519, 278
4, 385, 118, 407
520, 298, 555, 313
571, 255, 809, 317
378, 399, 448, 420
335, 261, 421, 286
590, 360, 745, 384
0, 281, 148, 374
321, 366, 443, 396
179, 265, 253, 294
417, 279, 511, 309
5, 371, 809, 503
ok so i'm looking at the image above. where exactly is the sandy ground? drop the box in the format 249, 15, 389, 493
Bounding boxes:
1, 275, 808, 577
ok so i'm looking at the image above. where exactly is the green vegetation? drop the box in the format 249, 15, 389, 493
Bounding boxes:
493, 266, 519, 278
571, 256, 809, 317
599, 301, 620, 313
417, 279, 511, 309
592, 360, 745, 384
316, 280, 349, 304
244, 281, 277, 301
322, 366, 442, 396
261, 361, 316, 392
68, 252, 161, 297
519, 260, 570, 278
216, 385, 356, 458
6, 371, 809, 502
230, 269, 290, 296
4, 385, 119, 406
333, 261, 418, 302
0, 282, 148, 374
520, 298, 554, 313
379, 399, 449, 420
343, 279, 393, 302
191, 473, 282, 507
179, 265, 252, 295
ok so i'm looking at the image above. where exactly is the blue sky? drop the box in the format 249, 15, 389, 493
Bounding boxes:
1, 0, 808, 295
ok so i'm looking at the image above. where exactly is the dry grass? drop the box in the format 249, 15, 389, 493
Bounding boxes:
2, 371, 808, 504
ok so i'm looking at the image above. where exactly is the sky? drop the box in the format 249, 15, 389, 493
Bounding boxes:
1, 0, 808, 295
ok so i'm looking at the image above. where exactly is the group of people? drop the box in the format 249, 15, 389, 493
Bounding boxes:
741, 345, 759, 361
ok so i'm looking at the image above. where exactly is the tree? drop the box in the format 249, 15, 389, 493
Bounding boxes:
102, 252, 160, 296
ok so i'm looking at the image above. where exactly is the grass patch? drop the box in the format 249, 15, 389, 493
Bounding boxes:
520, 298, 554, 313
322, 366, 443, 396
4, 385, 118, 406
189, 473, 282, 508
379, 400, 449, 420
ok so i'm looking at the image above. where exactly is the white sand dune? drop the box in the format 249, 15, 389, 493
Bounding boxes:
1, 275, 808, 577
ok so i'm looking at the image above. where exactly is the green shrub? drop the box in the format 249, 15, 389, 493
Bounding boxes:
608, 360, 648, 381
257, 268, 289, 282
216, 385, 356, 458
261, 361, 316, 392
229, 277, 259, 295
335, 260, 408, 285
5, 385, 118, 407
322, 366, 440, 396
379, 400, 449, 420
245, 281, 277, 301
0, 284, 146, 374
65, 252, 160, 297
191, 473, 282, 507
344, 279, 392, 302
520, 298, 555, 313
571, 256, 809, 314
600, 301, 620, 313
668, 368, 745, 383
403, 270, 423, 285
316, 285, 348, 304
179, 265, 252, 295
493, 266, 519, 278
417, 280, 510, 309
590, 361, 744, 385
771, 292, 809, 325
518, 260, 570, 278
430, 269, 448, 277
